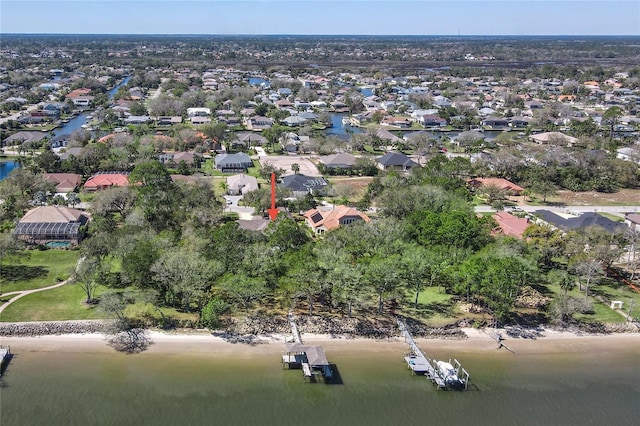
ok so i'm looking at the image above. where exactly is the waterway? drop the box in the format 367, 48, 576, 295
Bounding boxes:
53, 76, 131, 138
0, 161, 19, 180
0, 336, 637, 426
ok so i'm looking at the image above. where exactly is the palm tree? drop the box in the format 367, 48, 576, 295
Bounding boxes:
291, 163, 300, 174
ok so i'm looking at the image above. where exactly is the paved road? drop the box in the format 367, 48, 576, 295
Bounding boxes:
475, 205, 640, 216
0, 104, 39, 125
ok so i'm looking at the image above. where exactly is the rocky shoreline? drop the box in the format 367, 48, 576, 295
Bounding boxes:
0, 315, 636, 338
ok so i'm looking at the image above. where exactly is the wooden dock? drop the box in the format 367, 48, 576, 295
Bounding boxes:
398, 318, 469, 390
282, 311, 332, 383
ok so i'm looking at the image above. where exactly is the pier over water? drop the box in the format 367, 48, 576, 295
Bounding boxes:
282, 311, 332, 383
398, 318, 470, 390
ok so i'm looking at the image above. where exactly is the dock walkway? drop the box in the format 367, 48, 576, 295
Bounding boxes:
282, 311, 332, 383
397, 318, 469, 390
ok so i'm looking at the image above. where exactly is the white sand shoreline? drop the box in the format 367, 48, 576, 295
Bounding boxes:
1, 326, 638, 358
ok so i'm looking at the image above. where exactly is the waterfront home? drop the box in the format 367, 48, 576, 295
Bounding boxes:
303, 205, 370, 234
124, 115, 151, 125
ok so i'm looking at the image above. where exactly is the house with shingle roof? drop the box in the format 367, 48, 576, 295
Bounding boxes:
533, 210, 625, 234
43, 173, 82, 193
303, 205, 370, 234
280, 174, 328, 196
226, 173, 258, 196
14, 205, 90, 246
376, 152, 418, 172
215, 152, 253, 172
318, 152, 357, 170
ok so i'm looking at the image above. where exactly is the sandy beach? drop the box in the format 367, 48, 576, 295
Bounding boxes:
2, 327, 638, 358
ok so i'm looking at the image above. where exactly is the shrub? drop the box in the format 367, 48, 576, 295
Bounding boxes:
200, 297, 229, 329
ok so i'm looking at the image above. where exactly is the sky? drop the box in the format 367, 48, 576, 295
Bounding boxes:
1, 0, 639, 36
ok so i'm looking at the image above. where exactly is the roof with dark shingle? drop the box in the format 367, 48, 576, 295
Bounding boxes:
534, 210, 624, 233
280, 174, 328, 192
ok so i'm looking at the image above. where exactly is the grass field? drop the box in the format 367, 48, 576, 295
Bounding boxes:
0, 250, 79, 294
0, 283, 106, 322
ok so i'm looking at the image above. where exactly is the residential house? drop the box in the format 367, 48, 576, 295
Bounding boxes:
282, 115, 307, 127
381, 116, 411, 128
215, 152, 253, 172
226, 173, 259, 195
318, 152, 357, 170
492, 211, 531, 239
186, 107, 211, 117
158, 151, 199, 166
84, 172, 129, 191
481, 116, 510, 129
124, 115, 151, 125
616, 147, 640, 164
376, 152, 418, 172
232, 132, 267, 148
418, 115, 447, 128
155, 116, 183, 126
529, 131, 579, 147
14, 205, 90, 246
245, 116, 274, 131
533, 210, 625, 234
280, 174, 328, 196
303, 205, 371, 234
624, 213, 640, 231
43, 173, 82, 193
4, 131, 47, 146
466, 177, 524, 196
281, 132, 310, 153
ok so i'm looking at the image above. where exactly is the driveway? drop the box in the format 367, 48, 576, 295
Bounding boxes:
223, 195, 256, 219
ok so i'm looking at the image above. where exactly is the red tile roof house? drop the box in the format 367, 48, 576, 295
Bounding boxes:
466, 177, 524, 196
492, 211, 531, 239
83, 172, 129, 191
303, 205, 371, 235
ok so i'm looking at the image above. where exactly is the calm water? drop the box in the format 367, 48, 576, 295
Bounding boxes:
53, 76, 131, 137
1, 338, 638, 426
0, 161, 19, 180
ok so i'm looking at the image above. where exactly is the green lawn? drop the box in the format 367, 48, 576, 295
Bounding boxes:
0, 250, 79, 294
402, 286, 459, 326
0, 283, 106, 322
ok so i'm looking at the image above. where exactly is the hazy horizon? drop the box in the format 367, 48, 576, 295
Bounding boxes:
1, 1, 638, 37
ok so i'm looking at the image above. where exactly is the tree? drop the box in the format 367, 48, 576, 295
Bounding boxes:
365, 255, 403, 314
220, 273, 267, 313
573, 259, 604, 300
266, 218, 310, 251
151, 248, 222, 312
291, 163, 300, 174
602, 106, 624, 140
128, 161, 178, 231
91, 186, 136, 220
72, 257, 104, 304
66, 192, 80, 208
